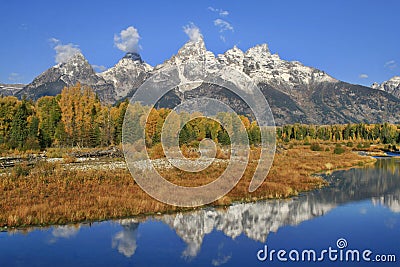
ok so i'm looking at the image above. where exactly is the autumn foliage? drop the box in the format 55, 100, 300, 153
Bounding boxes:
0, 83, 399, 152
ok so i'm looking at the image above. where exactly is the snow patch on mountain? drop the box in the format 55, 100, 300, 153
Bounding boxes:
99, 52, 152, 98
372, 76, 400, 98
0, 83, 24, 96
242, 44, 337, 88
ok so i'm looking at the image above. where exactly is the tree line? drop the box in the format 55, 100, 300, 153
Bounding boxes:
0, 83, 399, 151
0, 83, 127, 150
277, 123, 400, 144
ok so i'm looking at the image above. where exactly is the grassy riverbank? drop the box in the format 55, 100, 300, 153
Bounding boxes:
0, 144, 376, 228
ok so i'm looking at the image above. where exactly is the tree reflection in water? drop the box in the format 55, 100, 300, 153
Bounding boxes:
112, 158, 399, 258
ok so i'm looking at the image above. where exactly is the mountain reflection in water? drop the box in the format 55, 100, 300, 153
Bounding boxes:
2, 158, 398, 265
110, 158, 399, 258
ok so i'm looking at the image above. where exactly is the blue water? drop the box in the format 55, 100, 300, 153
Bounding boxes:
1, 158, 399, 266
387, 151, 400, 157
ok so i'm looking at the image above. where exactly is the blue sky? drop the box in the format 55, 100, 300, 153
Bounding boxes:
1, 0, 399, 86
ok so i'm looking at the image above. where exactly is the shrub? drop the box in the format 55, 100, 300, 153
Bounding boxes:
310, 143, 323, 151
46, 148, 66, 158
333, 146, 345, 154
148, 143, 166, 159
363, 142, 371, 148
12, 163, 32, 178
23, 137, 41, 151
216, 146, 229, 159
189, 140, 200, 149
62, 154, 77, 164
346, 142, 353, 147
34, 161, 58, 177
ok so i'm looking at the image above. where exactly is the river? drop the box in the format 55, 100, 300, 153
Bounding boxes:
1, 158, 399, 266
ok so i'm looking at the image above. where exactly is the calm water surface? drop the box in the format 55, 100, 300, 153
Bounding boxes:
1, 158, 399, 266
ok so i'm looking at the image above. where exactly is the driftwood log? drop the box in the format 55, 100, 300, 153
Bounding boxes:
69, 146, 123, 159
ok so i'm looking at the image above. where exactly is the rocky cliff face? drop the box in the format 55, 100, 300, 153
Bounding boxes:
152, 38, 400, 125
17, 51, 154, 104
17, 39, 400, 124
0, 83, 24, 96
17, 53, 115, 103
372, 76, 400, 99
99, 52, 152, 101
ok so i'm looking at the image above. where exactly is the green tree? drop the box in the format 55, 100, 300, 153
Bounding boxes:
0, 96, 20, 145
9, 101, 30, 149
217, 129, 230, 145
36, 96, 62, 147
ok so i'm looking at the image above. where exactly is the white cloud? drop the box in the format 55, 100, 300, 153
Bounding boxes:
8, 72, 23, 82
359, 74, 368, 79
50, 38, 81, 64
208, 6, 229, 16
214, 19, 234, 32
384, 60, 397, 70
212, 255, 232, 266
52, 225, 80, 239
219, 10, 229, 16
183, 22, 203, 42
92, 64, 107, 72
112, 225, 138, 258
114, 26, 141, 53
209, 7, 233, 43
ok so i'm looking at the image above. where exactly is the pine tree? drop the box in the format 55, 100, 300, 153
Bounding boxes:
0, 96, 21, 146
36, 96, 62, 147
217, 129, 230, 145
9, 101, 29, 149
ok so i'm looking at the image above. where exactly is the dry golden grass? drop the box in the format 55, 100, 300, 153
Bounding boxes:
0, 144, 375, 228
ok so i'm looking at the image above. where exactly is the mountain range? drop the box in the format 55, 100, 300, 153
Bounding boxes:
372, 76, 400, 99
0, 83, 25, 96
7, 37, 400, 125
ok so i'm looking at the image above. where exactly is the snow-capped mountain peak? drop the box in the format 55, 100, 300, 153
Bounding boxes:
371, 82, 381, 90
217, 46, 245, 72
245, 43, 271, 59
17, 39, 400, 125
122, 52, 144, 63
54, 52, 96, 80
242, 43, 336, 87
177, 36, 207, 57
157, 37, 218, 69
371, 76, 400, 98
153, 37, 220, 92
17, 52, 115, 102
99, 52, 152, 99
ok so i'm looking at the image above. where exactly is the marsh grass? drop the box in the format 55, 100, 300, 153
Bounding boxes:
0, 144, 375, 228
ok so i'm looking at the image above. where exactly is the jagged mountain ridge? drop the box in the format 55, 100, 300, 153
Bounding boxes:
0, 83, 25, 96
99, 52, 152, 100
17, 53, 115, 102
16, 52, 151, 104
153, 37, 400, 124
16, 38, 400, 124
372, 76, 400, 98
